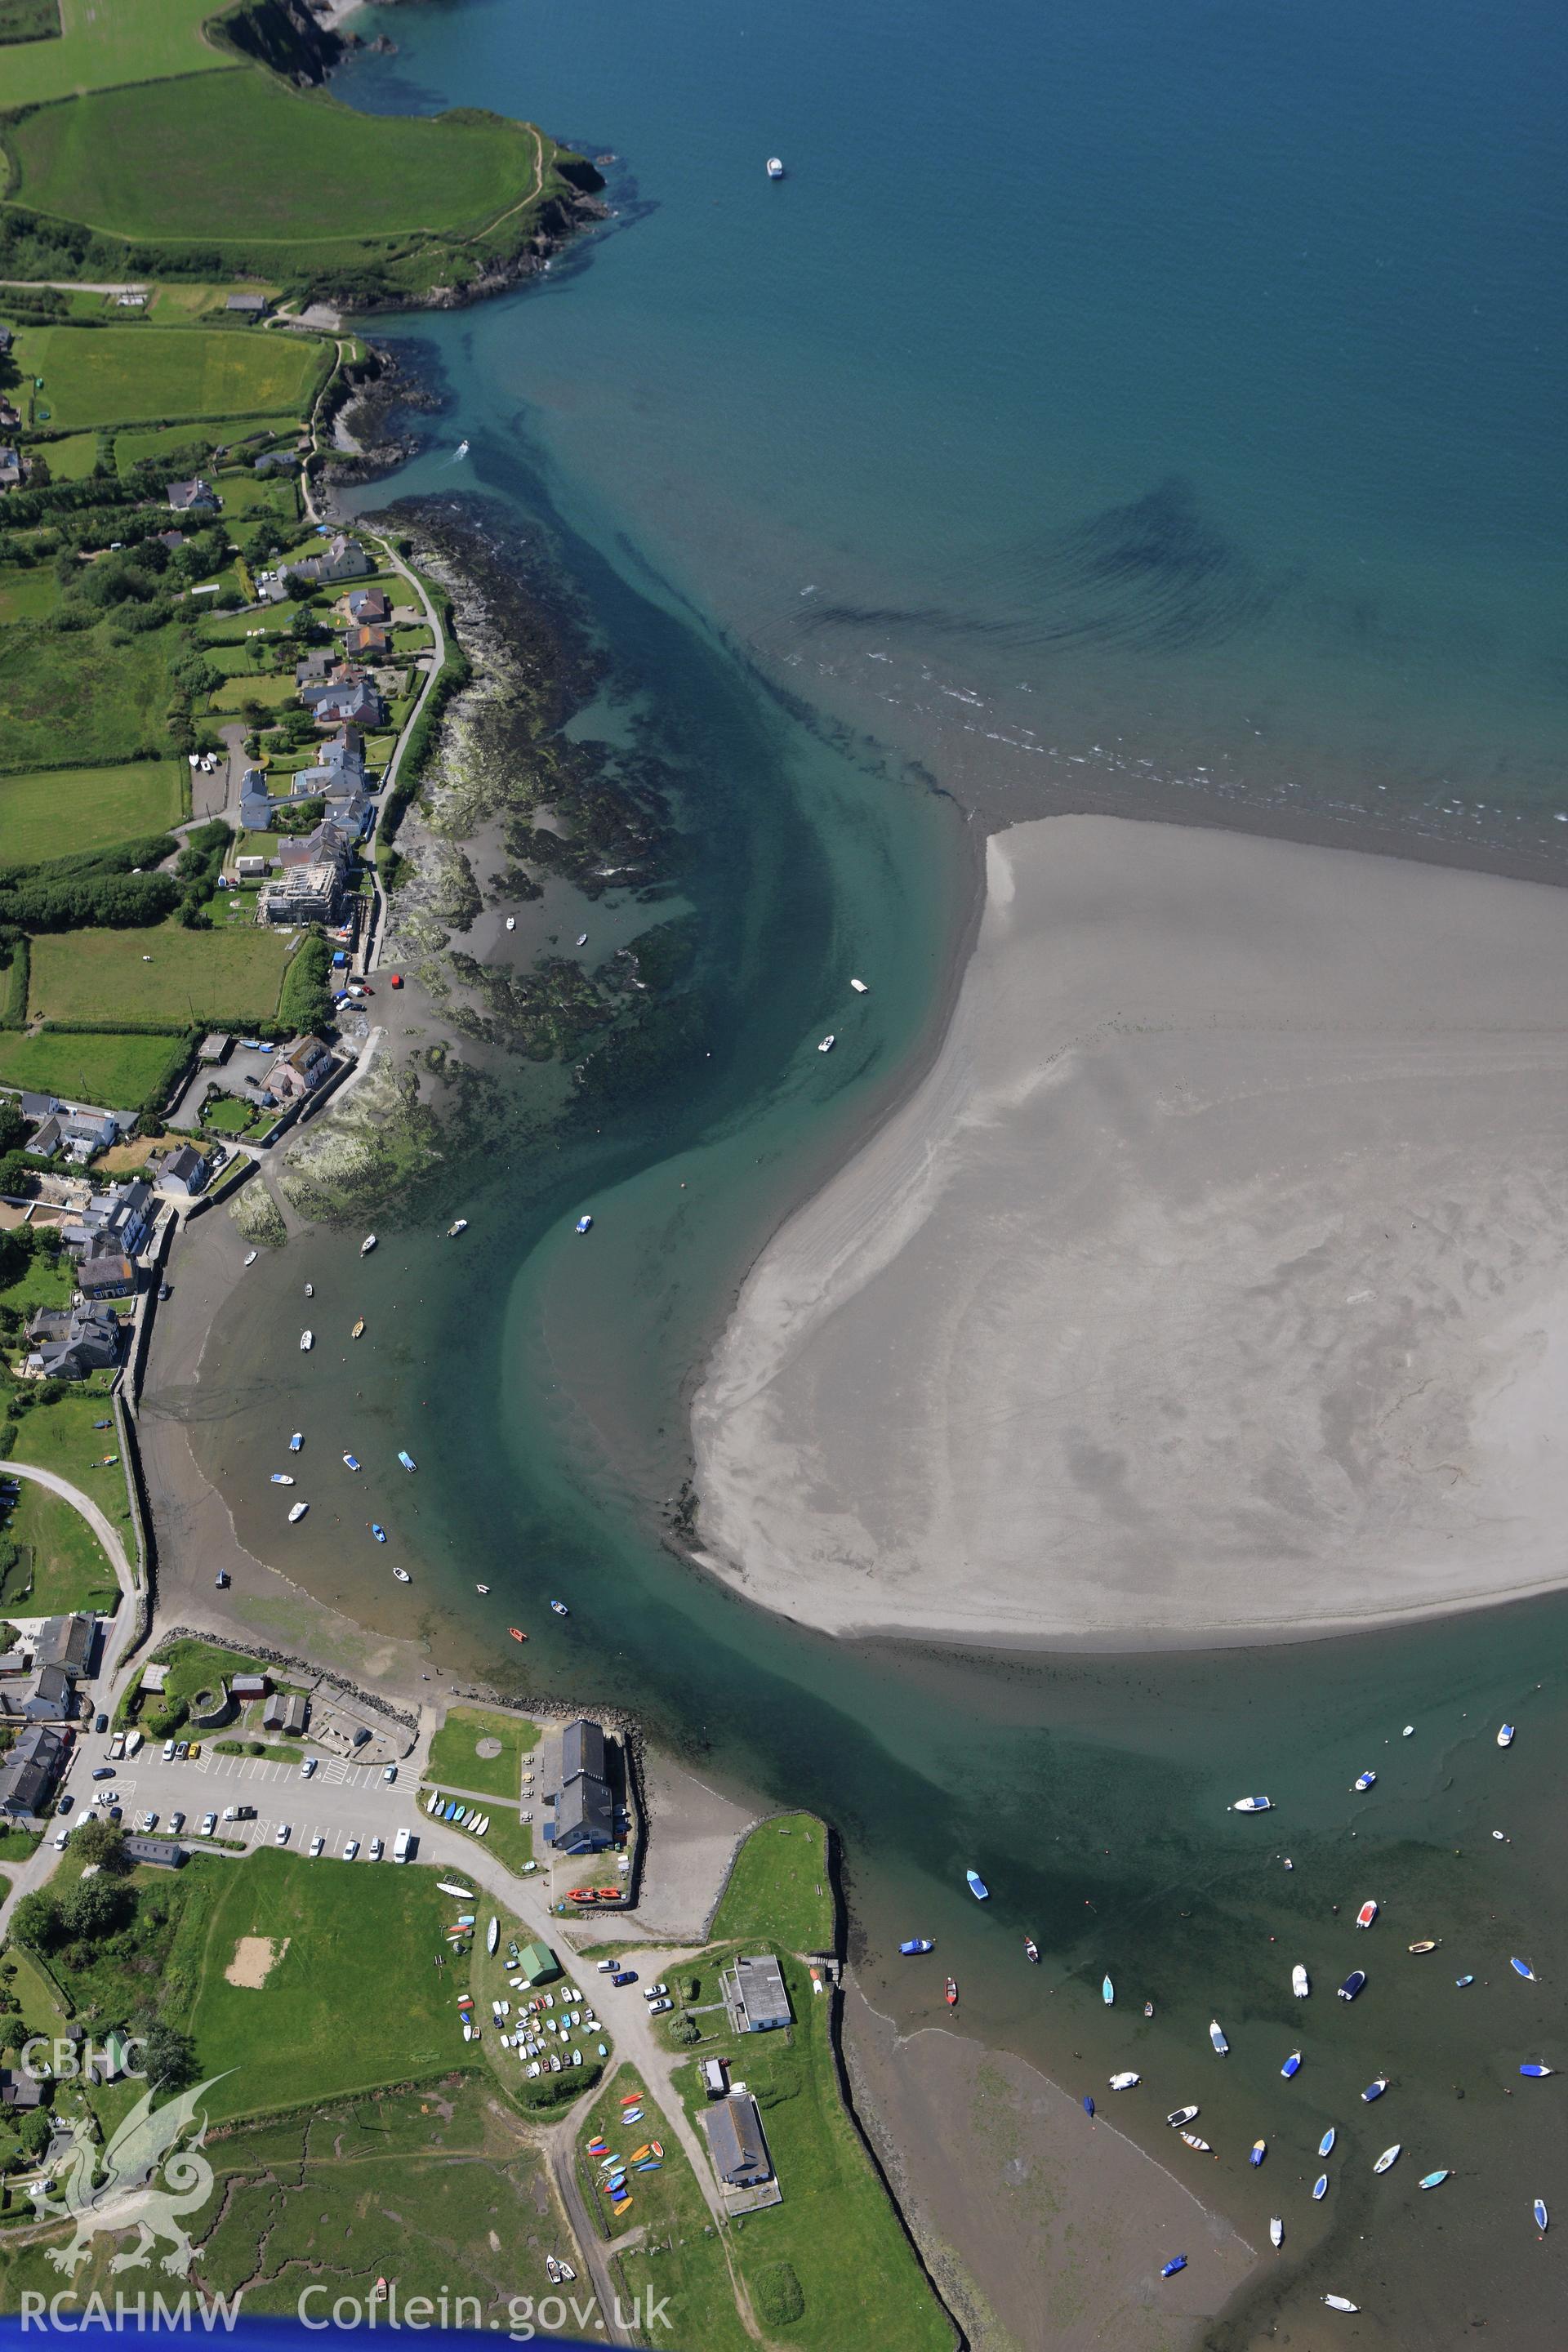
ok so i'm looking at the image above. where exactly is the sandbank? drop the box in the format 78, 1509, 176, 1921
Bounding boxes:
693, 815, 1568, 1646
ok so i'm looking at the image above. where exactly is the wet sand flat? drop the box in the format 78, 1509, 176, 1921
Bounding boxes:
693, 815, 1568, 1646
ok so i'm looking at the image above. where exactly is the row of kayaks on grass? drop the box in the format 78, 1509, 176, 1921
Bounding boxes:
425, 1790, 492, 1834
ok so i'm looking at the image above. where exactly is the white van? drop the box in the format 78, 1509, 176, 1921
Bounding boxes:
392, 1828, 412, 1863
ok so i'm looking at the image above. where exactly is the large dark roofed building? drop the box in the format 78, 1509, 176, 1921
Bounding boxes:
0, 1723, 70, 1818
704, 2093, 773, 2189
548, 1715, 615, 1854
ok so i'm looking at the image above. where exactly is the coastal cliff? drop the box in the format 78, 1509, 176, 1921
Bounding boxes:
218, 0, 345, 83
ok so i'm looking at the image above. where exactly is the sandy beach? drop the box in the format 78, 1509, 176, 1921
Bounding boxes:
693, 814, 1568, 1647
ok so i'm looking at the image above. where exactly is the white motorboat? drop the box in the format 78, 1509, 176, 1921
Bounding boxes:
1323, 2295, 1359, 2314
288, 1501, 309, 1524
1107, 2071, 1139, 2090
817, 1034, 835, 1054
506, 915, 516, 932
576, 933, 588, 947
299, 1330, 314, 1352
393, 1566, 411, 1584
1497, 1723, 1515, 1747
270, 1473, 295, 1487
1232, 1796, 1272, 1813
360, 1234, 377, 1255
1269, 2218, 1283, 2249
448, 1219, 469, 1236
1209, 2019, 1229, 2055
766, 156, 785, 179
1292, 1964, 1310, 1998
243, 1250, 258, 1267
455, 440, 470, 459
849, 977, 869, 993
289, 1432, 303, 1451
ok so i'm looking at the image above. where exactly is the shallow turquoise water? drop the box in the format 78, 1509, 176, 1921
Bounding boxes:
217, 2, 1568, 2336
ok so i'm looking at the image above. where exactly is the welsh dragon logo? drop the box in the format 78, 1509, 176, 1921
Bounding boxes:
36, 2075, 229, 2277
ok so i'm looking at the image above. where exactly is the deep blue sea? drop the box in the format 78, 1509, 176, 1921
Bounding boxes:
338, 0, 1568, 861
202, 4, 1568, 2340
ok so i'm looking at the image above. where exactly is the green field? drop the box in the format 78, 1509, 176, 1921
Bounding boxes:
181, 1848, 473, 2122
8, 323, 325, 432
710, 1812, 835, 1952
10, 69, 544, 247
0, 759, 184, 863
0, 0, 232, 109
6, 1380, 133, 1536
0, 617, 181, 769
0, 568, 59, 628
0, 1480, 119, 1615
114, 412, 298, 472
0, 1025, 185, 1109
425, 1704, 539, 1799
0, 1239, 70, 1321
30, 920, 294, 1024
32, 428, 100, 480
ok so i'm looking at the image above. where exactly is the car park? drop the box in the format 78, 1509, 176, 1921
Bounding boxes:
648, 1998, 673, 2016
275, 1823, 291, 1846
200, 1814, 216, 1836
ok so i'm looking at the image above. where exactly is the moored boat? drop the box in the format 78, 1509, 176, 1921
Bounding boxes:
343, 1453, 360, 1471
370, 1523, 387, 1543
393, 1566, 410, 1583
1419, 2170, 1449, 2190
1323, 2295, 1359, 2314
1269, 2217, 1283, 2248
360, 1235, 377, 1255
1408, 1940, 1438, 1955
1102, 1975, 1114, 2005
299, 1330, 313, 1351
351, 1318, 366, 1339
817, 1034, 835, 1054
1353, 1769, 1377, 1791
944, 1977, 958, 2007
1024, 1936, 1040, 1962
766, 156, 785, 178
509, 1627, 527, 1642
1510, 1957, 1537, 1980
850, 977, 869, 993
1108, 2071, 1139, 2090
1373, 2145, 1401, 2175
289, 1432, 303, 1451
1535, 2198, 1548, 2233
288, 1501, 308, 1523
270, 1472, 295, 1486
399, 1450, 416, 1472
1209, 2019, 1229, 2055
550, 1599, 568, 1616
1165, 2105, 1198, 2128
965, 1869, 989, 1900
1292, 1964, 1310, 1998
1231, 1796, 1272, 1812
1319, 2127, 1337, 2157
1178, 2131, 1212, 2155
1519, 2062, 1554, 2078
898, 1938, 934, 1956
1498, 1723, 1515, 1747
448, 1219, 469, 1236
1312, 2174, 1329, 2200
1356, 1899, 1379, 1929
1339, 1971, 1366, 2002
1250, 2140, 1266, 2167
475, 1583, 489, 1593
575, 1214, 594, 1234
1082, 2095, 1095, 2117
1454, 1974, 1475, 1988
1160, 2256, 1187, 2278
1361, 2077, 1388, 2101
1281, 2051, 1302, 2078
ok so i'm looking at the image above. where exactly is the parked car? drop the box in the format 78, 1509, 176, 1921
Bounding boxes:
158, 1282, 172, 1302
92, 1766, 114, 1782
642, 1983, 669, 2001
176, 1742, 189, 1760
138, 1811, 158, 1833
109, 1732, 126, 1759
200, 1813, 217, 1836
53, 1825, 69, 1850
368, 1837, 383, 1861
224, 1803, 256, 1822
94, 1713, 108, 1735
108, 1805, 122, 1822
309, 1833, 324, 1856
162, 1740, 176, 1762
189, 1742, 201, 1758
392, 1828, 412, 1862
274, 1822, 291, 1846
56, 1793, 74, 1816
648, 1998, 673, 2016
167, 1811, 185, 1835
301, 1757, 318, 1778
382, 1765, 397, 1784
610, 1971, 638, 1988
342, 1837, 359, 1860
596, 1960, 616, 1974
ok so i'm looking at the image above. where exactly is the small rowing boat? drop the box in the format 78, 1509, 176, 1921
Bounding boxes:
1281, 2050, 1302, 2078
1312, 2174, 1329, 2200
1269, 2217, 1283, 2248
550, 1599, 568, 1616
944, 1977, 958, 2007
360, 1234, 377, 1255
899, 1939, 934, 1956
1250, 2140, 1266, 2167
1024, 1936, 1040, 1963
1209, 2019, 1229, 2055
1419, 2170, 1449, 2190
288, 1501, 308, 1523
1510, 1957, 1538, 1980
1178, 2131, 1212, 2155
1535, 2198, 1548, 2233
1339, 1971, 1366, 2002
1373, 2145, 1401, 2175
289, 1432, 303, 1451
965, 1869, 989, 1900
399, 1450, 416, 1472
1356, 1899, 1379, 1929
1319, 2127, 1336, 2156
343, 1453, 360, 1471
1160, 2256, 1187, 2278
1165, 2106, 1198, 2127
1102, 1976, 1114, 2006
351, 1318, 366, 1339
1408, 1940, 1438, 1955
509, 1627, 527, 1642
1292, 1964, 1310, 1998
1232, 1795, 1271, 1812
369, 1523, 386, 1543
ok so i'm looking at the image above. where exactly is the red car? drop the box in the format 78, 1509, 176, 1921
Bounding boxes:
389, 973, 404, 989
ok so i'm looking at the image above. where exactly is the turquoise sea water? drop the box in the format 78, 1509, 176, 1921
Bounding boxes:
198, 1, 1568, 2338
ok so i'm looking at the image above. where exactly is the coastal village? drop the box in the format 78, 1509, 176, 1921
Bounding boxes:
0, 42, 941, 2352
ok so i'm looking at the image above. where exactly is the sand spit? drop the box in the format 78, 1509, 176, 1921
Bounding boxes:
693, 815, 1568, 1646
